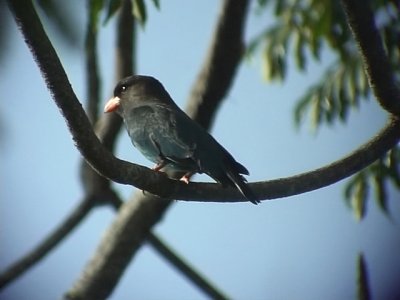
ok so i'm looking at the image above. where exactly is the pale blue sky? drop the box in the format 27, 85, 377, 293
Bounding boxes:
1, 1, 399, 300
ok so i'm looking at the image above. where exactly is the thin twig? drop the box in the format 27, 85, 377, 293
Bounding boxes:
84, 0, 101, 123
106, 196, 230, 300
147, 234, 230, 300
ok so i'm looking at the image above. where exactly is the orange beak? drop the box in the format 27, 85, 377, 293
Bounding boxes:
104, 96, 121, 113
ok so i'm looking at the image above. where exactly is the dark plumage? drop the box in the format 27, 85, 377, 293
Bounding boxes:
104, 75, 258, 204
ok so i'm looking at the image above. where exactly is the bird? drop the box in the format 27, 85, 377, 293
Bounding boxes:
104, 75, 258, 204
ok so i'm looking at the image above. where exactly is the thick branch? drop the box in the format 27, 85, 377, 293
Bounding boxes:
0, 0, 133, 282
8, 1, 234, 298
9, 0, 400, 298
92, 117, 398, 203
105, 195, 229, 300
65, 0, 250, 298
65, 193, 171, 300
8, 0, 177, 199
80, 0, 135, 197
7, 0, 400, 204
8, 0, 400, 201
340, 0, 400, 116
186, 0, 246, 125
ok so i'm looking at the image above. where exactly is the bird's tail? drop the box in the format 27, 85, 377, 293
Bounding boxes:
226, 169, 259, 205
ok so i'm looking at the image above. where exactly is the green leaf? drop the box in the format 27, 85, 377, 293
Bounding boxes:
314, 0, 332, 38
132, 0, 147, 27
104, 0, 122, 24
294, 91, 314, 127
294, 30, 306, 70
345, 173, 368, 221
309, 32, 321, 60
372, 175, 388, 215
388, 148, 400, 187
356, 253, 371, 300
311, 93, 322, 128
354, 178, 367, 221
104, 0, 159, 26
335, 67, 348, 122
262, 45, 273, 81
345, 68, 356, 105
89, 0, 105, 32
276, 50, 287, 81
275, 0, 286, 16
150, 0, 160, 9
246, 28, 270, 57
356, 66, 369, 97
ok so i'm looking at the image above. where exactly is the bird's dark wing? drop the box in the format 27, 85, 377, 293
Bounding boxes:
126, 104, 258, 203
171, 111, 259, 203
126, 105, 199, 170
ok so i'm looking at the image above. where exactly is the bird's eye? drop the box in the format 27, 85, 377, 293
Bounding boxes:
114, 84, 127, 96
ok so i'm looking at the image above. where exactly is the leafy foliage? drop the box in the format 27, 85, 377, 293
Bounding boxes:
345, 147, 400, 220
104, 0, 123, 24
345, 171, 369, 221
249, 0, 400, 127
248, 0, 400, 219
248, 0, 350, 81
132, 0, 147, 26
104, 0, 160, 26
89, 0, 105, 33
294, 50, 369, 128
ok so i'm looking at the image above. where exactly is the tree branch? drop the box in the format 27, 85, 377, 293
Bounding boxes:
186, 0, 246, 125
5, 125, 390, 296
147, 234, 230, 300
104, 194, 229, 300
65, 193, 171, 300
0, 0, 131, 279
84, 0, 101, 123
80, 0, 135, 198
5, 0, 229, 297
8, 0, 400, 298
8, 0, 174, 198
65, 0, 250, 298
7, 0, 400, 203
340, 0, 400, 116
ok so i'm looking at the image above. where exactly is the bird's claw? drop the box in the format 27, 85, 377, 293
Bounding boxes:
179, 176, 190, 184
179, 173, 193, 184
153, 161, 167, 172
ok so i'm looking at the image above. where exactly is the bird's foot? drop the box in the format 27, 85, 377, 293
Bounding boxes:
152, 161, 167, 172
179, 173, 193, 184
180, 176, 190, 184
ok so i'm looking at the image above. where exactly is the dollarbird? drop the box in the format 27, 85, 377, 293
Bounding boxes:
104, 75, 258, 204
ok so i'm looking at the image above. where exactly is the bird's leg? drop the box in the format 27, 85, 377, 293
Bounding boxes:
152, 160, 167, 172
180, 172, 194, 184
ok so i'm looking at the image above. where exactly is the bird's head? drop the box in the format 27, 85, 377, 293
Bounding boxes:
104, 75, 173, 114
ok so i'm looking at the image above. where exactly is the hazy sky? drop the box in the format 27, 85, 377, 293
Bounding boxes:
1, 1, 399, 300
